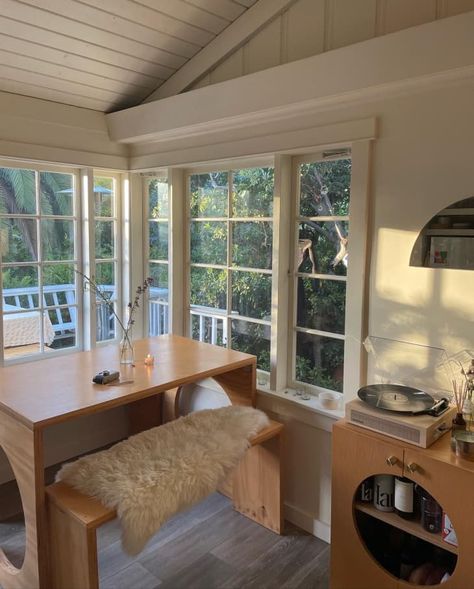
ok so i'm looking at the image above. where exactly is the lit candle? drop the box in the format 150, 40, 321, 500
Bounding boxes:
144, 354, 155, 366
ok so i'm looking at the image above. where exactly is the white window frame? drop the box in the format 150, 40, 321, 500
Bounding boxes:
184, 159, 274, 366
0, 159, 83, 365
92, 170, 123, 346
288, 143, 370, 398
142, 171, 170, 337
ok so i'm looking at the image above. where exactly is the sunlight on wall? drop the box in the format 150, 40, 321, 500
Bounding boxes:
372, 227, 474, 367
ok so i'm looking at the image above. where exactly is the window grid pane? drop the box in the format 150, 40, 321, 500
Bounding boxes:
1, 167, 78, 359
189, 168, 274, 368
293, 158, 351, 393
147, 178, 169, 336
94, 176, 117, 342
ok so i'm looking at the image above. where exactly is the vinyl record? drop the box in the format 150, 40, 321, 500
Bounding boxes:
358, 384, 435, 413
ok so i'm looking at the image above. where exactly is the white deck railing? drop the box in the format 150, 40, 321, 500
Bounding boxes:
2, 285, 170, 342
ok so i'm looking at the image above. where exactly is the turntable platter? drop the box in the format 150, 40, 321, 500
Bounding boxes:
358, 384, 435, 413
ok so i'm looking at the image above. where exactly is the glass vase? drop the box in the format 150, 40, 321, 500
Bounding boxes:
119, 334, 134, 365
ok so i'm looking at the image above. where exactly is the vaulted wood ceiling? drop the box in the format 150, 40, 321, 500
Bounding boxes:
0, 0, 258, 112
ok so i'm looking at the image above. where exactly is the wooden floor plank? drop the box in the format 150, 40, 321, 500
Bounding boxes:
0, 492, 329, 589
159, 553, 237, 589
100, 562, 161, 589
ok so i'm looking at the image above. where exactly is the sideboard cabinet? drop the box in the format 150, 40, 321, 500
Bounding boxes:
331, 421, 474, 588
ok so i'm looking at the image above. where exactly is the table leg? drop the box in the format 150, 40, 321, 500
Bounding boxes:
126, 394, 163, 435
212, 363, 256, 407
0, 412, 47, 589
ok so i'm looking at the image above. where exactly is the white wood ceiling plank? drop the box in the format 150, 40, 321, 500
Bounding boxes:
233, 0, 258, 7
144, 0, 299, 101
0, 64, 138, 106
0, 78, 113, 112
26, 0, 215, 48
0, 50, 153, 99
99, 0, 230, 34
4, 0, 200, 60
184, 0, 245, 21
0, 35, 160, 89
0, 17, 183, 76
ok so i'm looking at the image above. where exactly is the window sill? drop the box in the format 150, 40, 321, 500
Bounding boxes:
256, 386, 344, 421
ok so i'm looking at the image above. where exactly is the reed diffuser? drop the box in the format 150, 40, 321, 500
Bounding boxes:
451, 379, 468, 451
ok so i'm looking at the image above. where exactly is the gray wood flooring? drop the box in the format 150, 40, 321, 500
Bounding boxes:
0, 493, 329, 589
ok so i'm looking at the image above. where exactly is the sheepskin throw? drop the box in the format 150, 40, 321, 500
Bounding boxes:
56, 406, 269, 555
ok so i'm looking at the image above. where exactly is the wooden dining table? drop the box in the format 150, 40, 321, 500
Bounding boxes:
0, 335, 256, 589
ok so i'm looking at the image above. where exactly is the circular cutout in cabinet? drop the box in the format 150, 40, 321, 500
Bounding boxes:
353, 475, 457, 585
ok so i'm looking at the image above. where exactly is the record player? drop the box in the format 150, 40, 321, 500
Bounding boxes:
346, 337, 457, 448
346, 386, 456, 448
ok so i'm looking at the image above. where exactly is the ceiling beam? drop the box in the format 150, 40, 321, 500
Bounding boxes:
142, 0, 299, 102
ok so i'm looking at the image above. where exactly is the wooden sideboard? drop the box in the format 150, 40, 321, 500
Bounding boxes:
331, 420, 474, 589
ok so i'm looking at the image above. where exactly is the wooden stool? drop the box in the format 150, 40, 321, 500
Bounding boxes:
46, 420, 283, 589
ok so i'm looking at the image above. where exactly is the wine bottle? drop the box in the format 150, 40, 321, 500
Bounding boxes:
359, 477, 373, 502
373, 475, 395, 512
394, 477, 415, 520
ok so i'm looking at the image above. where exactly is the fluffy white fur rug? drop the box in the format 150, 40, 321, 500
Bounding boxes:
57, 406, 269, 555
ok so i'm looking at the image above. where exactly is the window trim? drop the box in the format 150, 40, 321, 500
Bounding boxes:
288, 144, 370, 397
185, 166, 274, 362
0, 162, 83, 365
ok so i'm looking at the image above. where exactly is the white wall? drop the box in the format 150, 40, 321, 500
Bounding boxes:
0, 91, 128, 169
190, 0, 474, 91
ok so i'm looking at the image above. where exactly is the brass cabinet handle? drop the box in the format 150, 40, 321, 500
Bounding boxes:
386, 455, 398, 466
406, 462, 419, 473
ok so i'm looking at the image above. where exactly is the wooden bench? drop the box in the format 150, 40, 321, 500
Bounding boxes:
46, 419, 283, 589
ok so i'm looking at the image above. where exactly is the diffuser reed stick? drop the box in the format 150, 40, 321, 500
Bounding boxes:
452, 379, 468, 414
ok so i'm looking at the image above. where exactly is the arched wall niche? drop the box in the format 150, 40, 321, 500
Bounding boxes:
410, 196, 474, 270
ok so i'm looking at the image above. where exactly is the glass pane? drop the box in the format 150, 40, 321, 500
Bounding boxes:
231, 271, 271, 320
190, 267, 227, 310
94, 177, 114, 217
48, 307, 76, 350
95, 262, 115, 294
190, 172, 228, 218
95, 220, 114, 259
149, 300, 169, 336
190, 221, 227, 265
148, 178, 169, 219
149, 221, 168, 260
42, 219, 75, 261
298, 221, 349, 276
295, 332, 344, 392
148, 264, 168, 300
3, 307, 43, 358
40, 172, 74, 216
191, 313, 226, 346
2, 266, 39, 309
231, 320, 270, 371
232, 167, 274, 217
0, 167, 36, 214
232, 221, 272, 269
43, 264, 75, 307
299, 159, 351, 217
1, 218, 37, 262
296, 277, 346, 334
96, 301, 115, 342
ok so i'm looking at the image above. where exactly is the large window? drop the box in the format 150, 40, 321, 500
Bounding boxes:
188, 167, 274, 370
292, 156, 351, 393
0, 165, 79, 359
146, 176, 169, 336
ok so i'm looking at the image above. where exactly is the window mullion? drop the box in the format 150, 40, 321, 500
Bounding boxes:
226, 172, 232, 348
270, 155, 292, 391
81, 168, 96, 350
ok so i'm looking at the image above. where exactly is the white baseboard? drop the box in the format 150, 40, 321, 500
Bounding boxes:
284, 501, 331, 544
